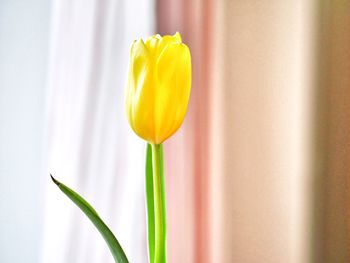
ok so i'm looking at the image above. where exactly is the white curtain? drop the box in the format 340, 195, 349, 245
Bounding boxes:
41, 0, 154, 262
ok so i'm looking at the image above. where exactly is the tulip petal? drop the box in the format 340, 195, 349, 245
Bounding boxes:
154, 43, 191, 143
173, 32, 182, 43
125, 33, 191, 144
126, 39, 156, 142
145, 35, 160, 52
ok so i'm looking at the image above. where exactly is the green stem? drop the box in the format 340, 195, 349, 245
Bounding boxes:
145, 144, 155, 263
151, 143, 167, 263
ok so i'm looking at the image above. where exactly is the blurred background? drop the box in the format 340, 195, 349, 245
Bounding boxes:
0, 0, 349, 262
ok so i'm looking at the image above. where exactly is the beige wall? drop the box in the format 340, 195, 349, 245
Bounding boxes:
211, 1, 316, 262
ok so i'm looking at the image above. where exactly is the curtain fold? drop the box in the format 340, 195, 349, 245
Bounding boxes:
157, 0, 215, 262
158, 0, 320, 262
312, 1, 350, 261
41, 1, 154, 262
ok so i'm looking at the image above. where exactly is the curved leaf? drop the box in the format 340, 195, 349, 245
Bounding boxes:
50, 175, 129, 263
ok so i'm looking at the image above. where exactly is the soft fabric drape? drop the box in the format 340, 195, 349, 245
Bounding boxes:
157, 0, 323, 262
41, 0, 154, 262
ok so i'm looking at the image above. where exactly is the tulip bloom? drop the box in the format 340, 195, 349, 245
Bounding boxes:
51, 33, 192, 263
125, 32, 192, 144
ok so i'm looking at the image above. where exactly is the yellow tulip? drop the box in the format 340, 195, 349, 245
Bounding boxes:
125, 32, 192, 144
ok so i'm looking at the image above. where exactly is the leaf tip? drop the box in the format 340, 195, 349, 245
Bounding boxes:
50, 174, 60, 186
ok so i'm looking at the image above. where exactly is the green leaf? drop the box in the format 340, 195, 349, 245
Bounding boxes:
50, 175, 129, 263
146, 143, 155, 263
